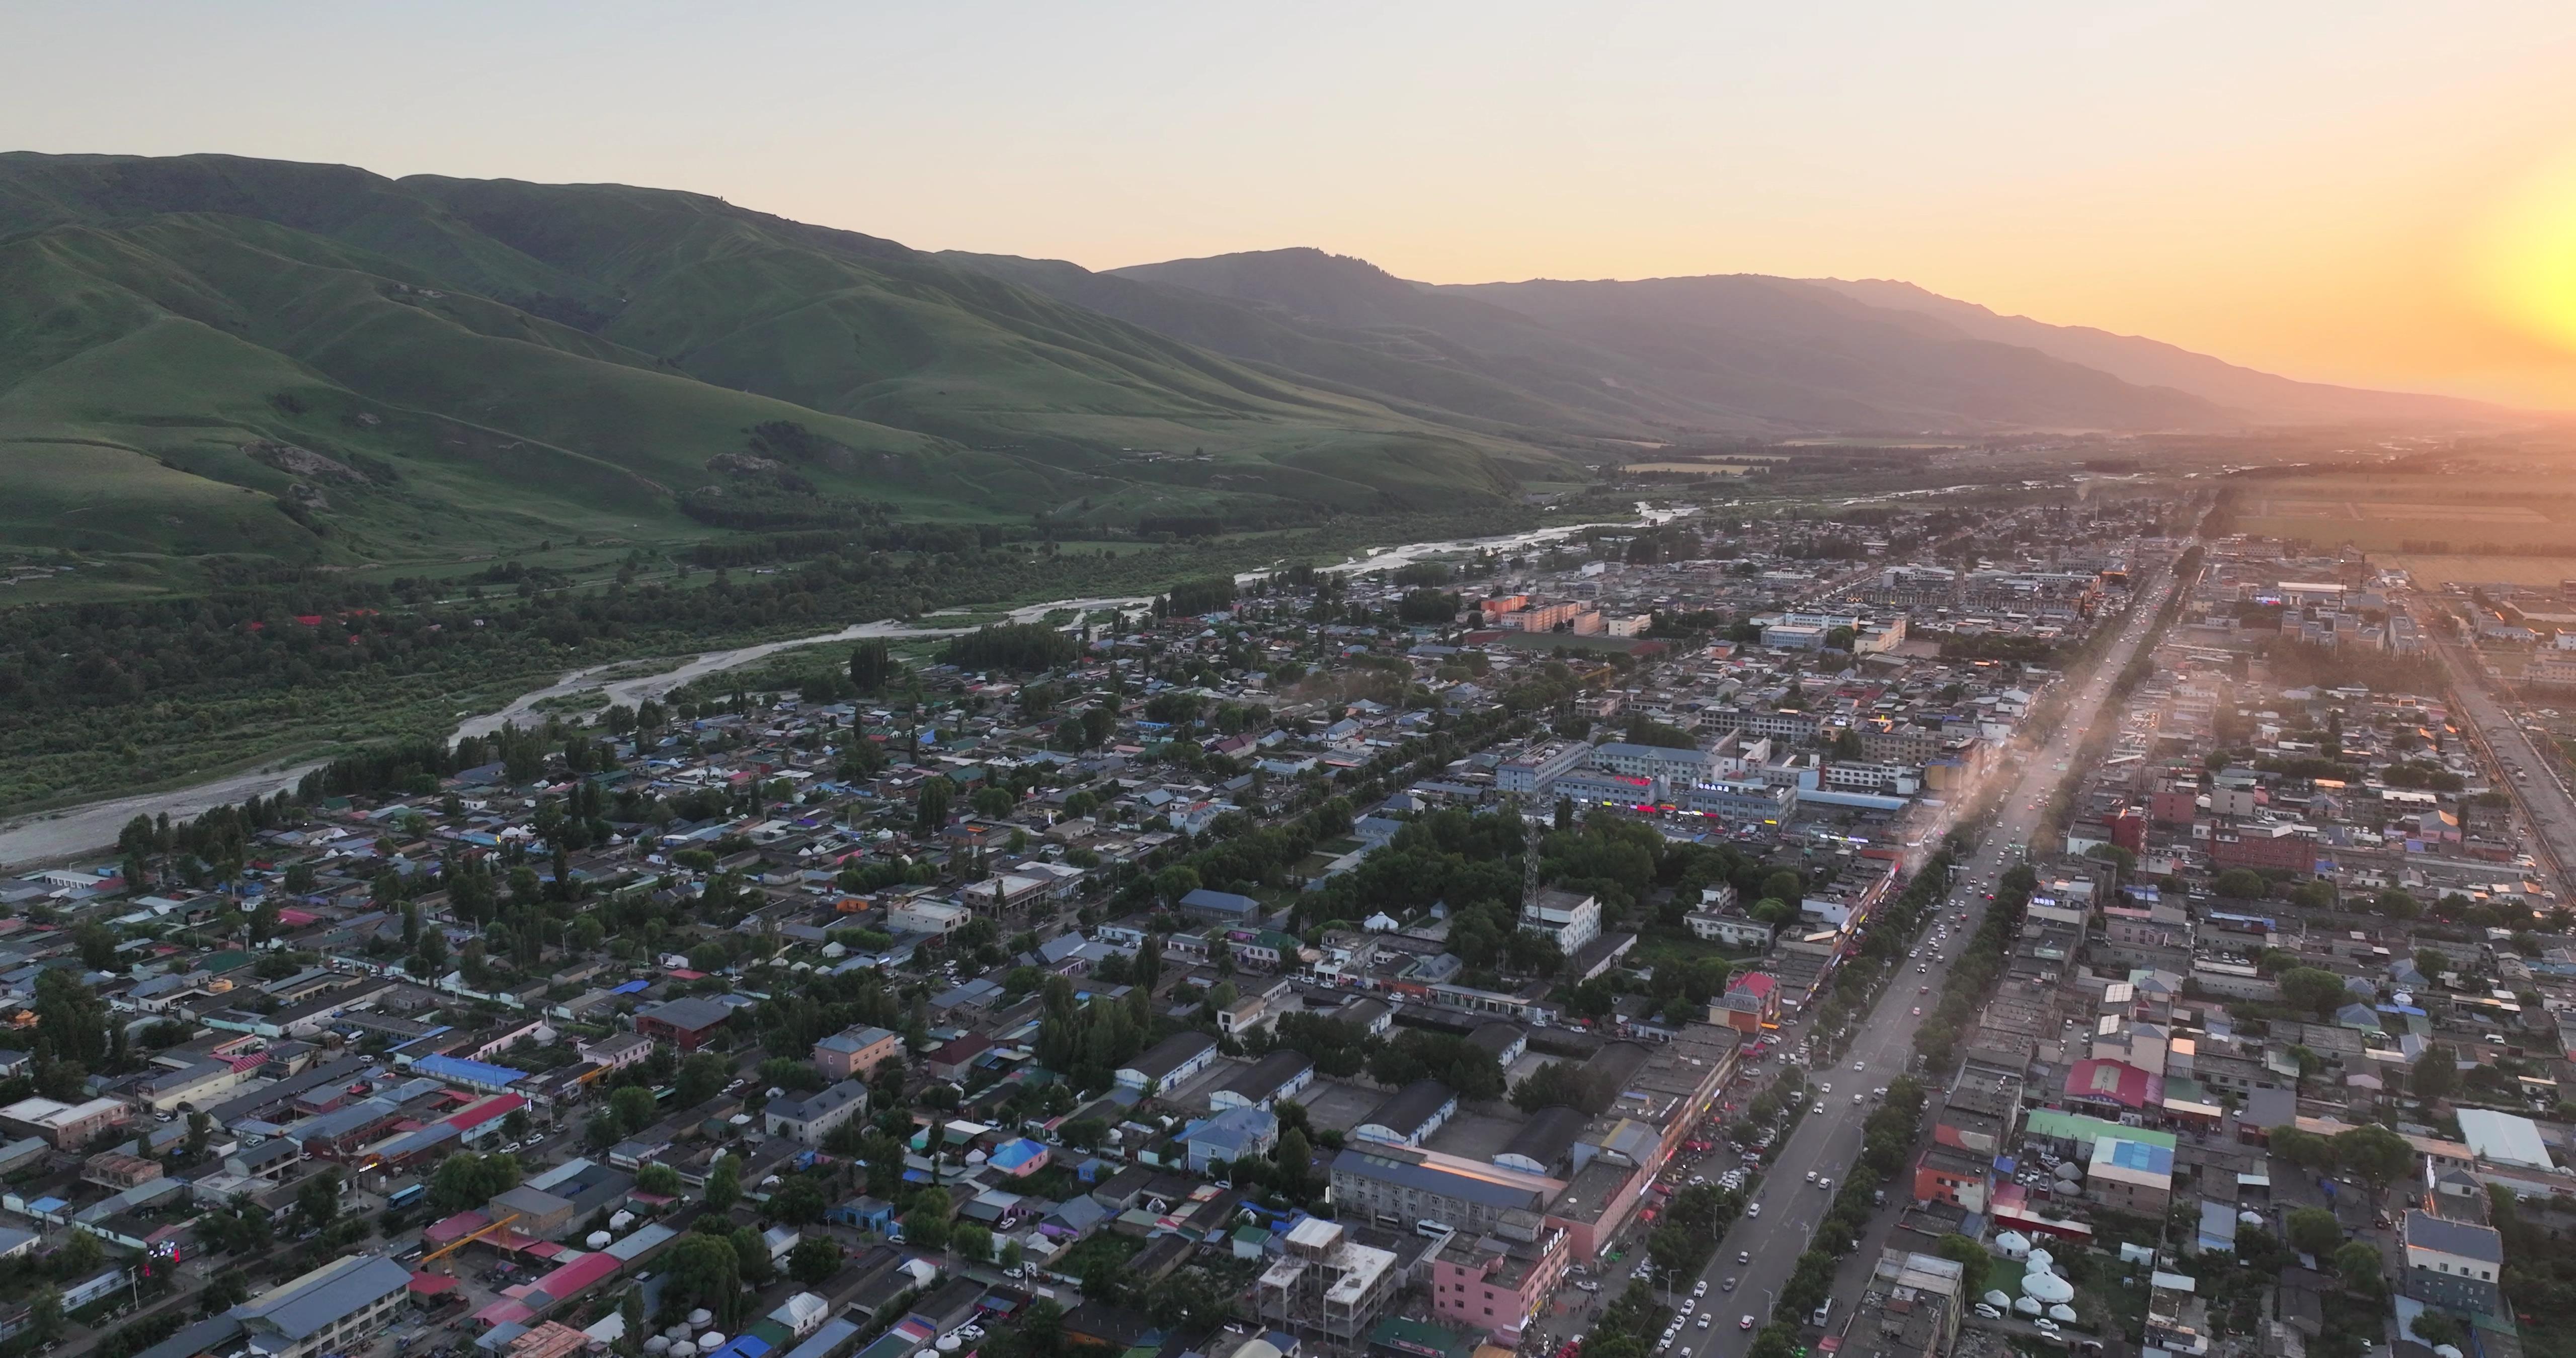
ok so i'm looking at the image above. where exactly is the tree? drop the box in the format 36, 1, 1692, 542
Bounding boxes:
24, 1288, 61, 1343
2277, 967, 2351, 1018
297, 1167, 343, 1230
952, 1223, 995, 1264
675, 1052, 728, 1109
915, 777, 953, 834
849, 640, 895, 693
52, 1229, 102, 1280
1760, 870, 1803, 905
636, 1162, 683, 1197
2333, 1124, 2416, 1206
2285, 1206, 2343, 1259
2270, 1126, 2331, 1170
2410, 1313, 2467, 1347
790, 1233, 843, 1285
663, 1232, 745, 1328
74, 920, 120, 972
905, 1186, 953, 1251
704, 1155, 740, 1212
2411, 1044, 2457, 1103
767, 1175, 827, 1225
2376, 888, 2422, 919
2332, 1239, 2385, 1296
609, 1084, 658, 1133
2214, 868, 2272, 899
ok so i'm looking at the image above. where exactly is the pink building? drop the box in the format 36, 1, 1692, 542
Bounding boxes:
1430, 1226, 1570, 1345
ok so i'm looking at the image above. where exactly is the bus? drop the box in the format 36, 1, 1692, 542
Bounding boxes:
387, 1182, 428, 1210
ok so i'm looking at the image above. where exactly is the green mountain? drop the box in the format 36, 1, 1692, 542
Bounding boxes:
0, 153, 1570, 568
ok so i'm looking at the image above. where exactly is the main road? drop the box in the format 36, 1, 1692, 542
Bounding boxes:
2425, 630, 2576, 902
1539, 552, 2190, 1358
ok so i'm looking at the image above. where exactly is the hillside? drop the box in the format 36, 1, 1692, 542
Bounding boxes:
0, 153, 1570, 570
1801, 277, 2507, 425
1112, 248, 2229, 434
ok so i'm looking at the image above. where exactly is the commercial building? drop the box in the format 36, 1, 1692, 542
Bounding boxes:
1330, 1145, 1560, 1234
1497, 741, 1592, 794
1429, 1221, 1570, 1345
632, 997, 734, 1052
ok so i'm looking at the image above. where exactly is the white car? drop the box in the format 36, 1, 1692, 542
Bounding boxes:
1853, 1060, 1865, 1071
1819, 1082, 1831, 1094
1694, 1281, 1709, 1297
1746, 1201, 1761, 1217
1696, 1317, 1711, 1331
1682, 1301, 1696, 1317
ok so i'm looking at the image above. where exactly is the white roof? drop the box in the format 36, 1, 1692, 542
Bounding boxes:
2457, 1108, 2554, 1170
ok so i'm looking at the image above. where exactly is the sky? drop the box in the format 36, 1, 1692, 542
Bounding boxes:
14, 1, 2576, 408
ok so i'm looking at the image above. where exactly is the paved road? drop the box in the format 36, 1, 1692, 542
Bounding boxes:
2427, 634, 2576, 900
1535, 556, 2186, 1358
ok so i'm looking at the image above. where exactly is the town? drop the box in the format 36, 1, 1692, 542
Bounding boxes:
11, 488, 2576, 1358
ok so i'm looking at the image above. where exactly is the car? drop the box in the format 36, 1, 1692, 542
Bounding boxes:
2033, 1320, 2061, 1335
1911, 1006, 1922, 1015
1695, 1318, 1711, 1331
1805, 1170, 1817, 1184
1874, 1086, 1888, 1098
1694, 1281, 1708, 1297
1819, 1176, 1833, 1190
1740, 1317, 1756, 1331
1680, 1300, 1696, 1318
1852, 1060, 1865, 1071
1973, 1305, 2003, 1320
1738, 1251, 1752, 1265
1577, 1281, 1602, 1293
1745, 1202, 1761, 1218
1919, 984, 1929, 993
1853, 1092, 1865, 1105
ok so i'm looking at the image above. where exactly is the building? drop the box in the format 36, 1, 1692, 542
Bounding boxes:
1179, 888, 1264, 924
1681, 779, 1798, 824
1354, 1080, 1458, 1148
1519, 889, 1602, 955
2086, 1134, 2177, 1214
1711, 972, 1780, 1035
2209, 822, 2318, 876
1330, 1144, 1559, 1234
1183, 1106, 1279, 1174
1117, 1032, 1219, 1093
1252, 1217, 1400, 1342
0, 1095, 130, 1149
1209, 1051, 1317, 1114
890, 900, 970, 936
1588, 742, 1719, 786
579, 1033, 654, 1072
2400, 1211, 2505, 1315
766, 1080, 869, 1146
1430, 1221, 1570, 1345
185, 1253, 415, 1358
813, 1026, 903, 1081
1497, 741, 1592, 794
632, 996, 733, 1052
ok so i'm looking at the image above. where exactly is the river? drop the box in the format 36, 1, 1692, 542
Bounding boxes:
0, 507, 1681, 868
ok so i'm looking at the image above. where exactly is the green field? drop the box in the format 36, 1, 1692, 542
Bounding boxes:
2228, 472, 2576, 554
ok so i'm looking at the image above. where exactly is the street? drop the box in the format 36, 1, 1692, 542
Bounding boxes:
1532, 558, 2184, 1358
2429, 636, 2576, 900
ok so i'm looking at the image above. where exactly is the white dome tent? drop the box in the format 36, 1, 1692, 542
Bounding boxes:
1994, 1231, 2032, 1259
2048, 1305, 2078, 1323
2015, 1298, 2044, 1316
2026, 1248, 2054, 1271
1984, 1291, 2013, 1309
2024, 1272, 2076, 1305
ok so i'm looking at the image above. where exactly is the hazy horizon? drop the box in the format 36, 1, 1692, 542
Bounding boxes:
18, 1, 2576, 409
